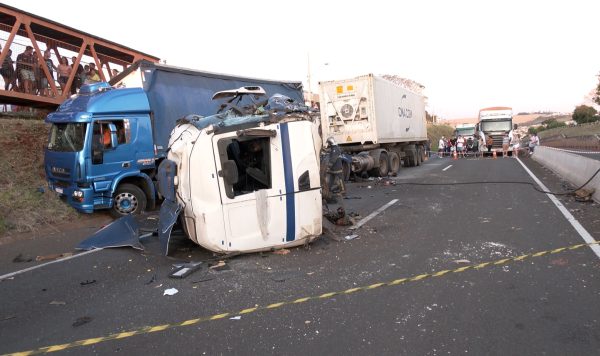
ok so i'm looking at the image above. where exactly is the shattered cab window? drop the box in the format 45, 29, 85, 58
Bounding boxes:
222, 137, 272, 196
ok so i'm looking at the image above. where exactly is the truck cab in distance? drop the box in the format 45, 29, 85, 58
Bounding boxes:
477, 107, 513, 154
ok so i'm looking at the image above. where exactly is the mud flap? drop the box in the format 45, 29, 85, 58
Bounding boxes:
159, 199, 182, 256
76, 214, 143, 251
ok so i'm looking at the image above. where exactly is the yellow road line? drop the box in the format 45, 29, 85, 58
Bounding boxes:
5, 240, 599, 356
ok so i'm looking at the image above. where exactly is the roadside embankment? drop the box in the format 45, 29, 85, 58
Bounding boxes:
532, 146, 600, 203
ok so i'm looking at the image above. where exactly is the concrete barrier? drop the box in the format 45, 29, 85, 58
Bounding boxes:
532, 146, 600, 203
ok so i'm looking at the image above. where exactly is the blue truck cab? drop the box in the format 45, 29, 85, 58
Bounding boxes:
45, 82, 156, 215
44, 61, 303, 217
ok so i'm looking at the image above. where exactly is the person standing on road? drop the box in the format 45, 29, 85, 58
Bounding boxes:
456, 135, 465, 158
502, 134, 510, 157
529, 133, 539, 154
438, 136, 445, 157
486, 135, 493, 155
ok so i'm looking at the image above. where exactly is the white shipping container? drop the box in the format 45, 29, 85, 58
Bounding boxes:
319, 74, 427, 146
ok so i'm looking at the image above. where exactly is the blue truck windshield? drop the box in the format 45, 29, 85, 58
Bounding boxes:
456, 128, 475, 136
48, 123, 87, 152
481, 120, 511, 132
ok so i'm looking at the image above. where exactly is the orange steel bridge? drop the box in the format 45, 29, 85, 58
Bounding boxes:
0, 4, 159, 108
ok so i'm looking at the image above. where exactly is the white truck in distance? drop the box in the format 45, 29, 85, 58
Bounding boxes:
319, 74, 428, 177
455, 123, 476, 141
477, 107, 513, 154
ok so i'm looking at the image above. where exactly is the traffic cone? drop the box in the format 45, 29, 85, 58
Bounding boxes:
453, 151, 458, 160
492, 150, 497, 159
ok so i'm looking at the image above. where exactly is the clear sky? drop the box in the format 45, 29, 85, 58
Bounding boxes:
5, 0, 599, 119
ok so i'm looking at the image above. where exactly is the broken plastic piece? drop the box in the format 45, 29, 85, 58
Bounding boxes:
163, 288, 178, 296
158, 199, 182, 256
343, 234, 358, 241
229, 316, 242, 320
76, 215, 143, 251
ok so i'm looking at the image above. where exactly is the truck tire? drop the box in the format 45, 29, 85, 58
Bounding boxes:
369, 151, 389, 177
405, 150, 417, 167
416, 147, 422, 166
388, 152, 400, 176
111, 183, 147, 218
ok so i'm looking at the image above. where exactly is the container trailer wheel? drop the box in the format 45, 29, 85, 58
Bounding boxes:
369, 151, 389, 177
388, 152, 400, 176
111, 183, 147, 218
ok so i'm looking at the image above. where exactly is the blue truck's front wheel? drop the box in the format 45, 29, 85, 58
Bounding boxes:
111, 183, 147, 218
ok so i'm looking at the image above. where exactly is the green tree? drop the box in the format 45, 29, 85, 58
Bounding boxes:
528, 126, 538, 135
572, 105, 598, 124
542, 118, 566, 129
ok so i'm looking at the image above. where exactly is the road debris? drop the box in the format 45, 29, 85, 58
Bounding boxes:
209, 261, 230, 271
80, 280, 96, 286
49, 301, 66, 305
76, 215, 143, 251
272, 249, 290, 255
344, 234, 358, 241
12, 253, 33, 263
163, 288, 178, 296
191, 276, 215, 284
145, 274, 157, 285
453, 259, 471, 264
169, 261, 204, 279
72, 316, 93, 327
229, 316, 242, 320
35, 252, 74, 262
324, 207, 355, 226
575, 188, 595, 202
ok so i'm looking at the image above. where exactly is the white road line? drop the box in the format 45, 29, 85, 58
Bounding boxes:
0, 249, 102, 281
442, 165, 453, 171
349, 199, 398, 231
516, 157, 600, 259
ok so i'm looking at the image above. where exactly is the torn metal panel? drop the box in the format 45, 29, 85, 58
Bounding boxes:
159, 199, 182, 256
76, 215, 143, 251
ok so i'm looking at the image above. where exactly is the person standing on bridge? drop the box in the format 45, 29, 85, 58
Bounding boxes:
40, 50, 57, 97
0, 49, 15, 91
16, 46, 35, 94
57, 57, 72, 93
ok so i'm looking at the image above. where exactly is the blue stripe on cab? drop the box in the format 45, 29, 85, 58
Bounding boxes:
280, 123, 295, 242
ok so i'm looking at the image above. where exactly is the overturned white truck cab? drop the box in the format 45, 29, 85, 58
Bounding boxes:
159, 89, 323, 254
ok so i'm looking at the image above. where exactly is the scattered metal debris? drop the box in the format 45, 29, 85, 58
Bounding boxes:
80, 280, 96, 286
169, 261, 204, 279
76, 215, 143, 251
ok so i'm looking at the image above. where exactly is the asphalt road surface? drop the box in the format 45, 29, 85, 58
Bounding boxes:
1, 155, 600, 355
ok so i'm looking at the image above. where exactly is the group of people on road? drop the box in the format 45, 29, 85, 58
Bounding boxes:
438, 126, 540, 159
437, 135, 479, 158
1, 45, 118, 98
